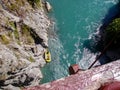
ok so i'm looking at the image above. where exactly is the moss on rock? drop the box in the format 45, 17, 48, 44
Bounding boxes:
28, 56, 35, 62
105, 18, 120, 48
0, 35, 9, 44
21, 24, 34, 45
28, 0, 42, 8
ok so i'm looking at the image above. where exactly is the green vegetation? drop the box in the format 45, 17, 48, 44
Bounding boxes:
0, 35, 9, 44
7, 32, 13, 39
106, 18, 120, 35
7, 0, 25, 11
9, 21, 16, 29
28, 0, 41, 8
27, 36, 34, 44
14, 29, 19, 40
5, 21, 35, 45
21, 24, 34, 44
105, 18, 120, 46
5, 0, 28, 16
7, 22, 34, 45
9, 21, 20, 44
28, 56, 35, 62
16, 0, 25, 6
8, 4, 18, 11
21, 24, 30, 35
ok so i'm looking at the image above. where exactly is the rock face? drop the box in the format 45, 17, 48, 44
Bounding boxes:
0, 0, 50, 89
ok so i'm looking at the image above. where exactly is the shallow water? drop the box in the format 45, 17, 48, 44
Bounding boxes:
41, 0, 119, 83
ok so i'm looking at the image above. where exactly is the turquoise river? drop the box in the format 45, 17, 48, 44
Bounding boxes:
41, 0, 119, 83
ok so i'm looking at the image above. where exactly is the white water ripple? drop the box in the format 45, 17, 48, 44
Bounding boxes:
79, 48, 100, 69
104, 0, 119, 4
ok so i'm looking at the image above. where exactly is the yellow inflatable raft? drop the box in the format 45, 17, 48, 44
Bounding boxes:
44, 49, 51, 63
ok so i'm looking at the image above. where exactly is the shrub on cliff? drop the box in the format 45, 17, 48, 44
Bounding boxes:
28, 0, 41, 8
105, 18, 120, 48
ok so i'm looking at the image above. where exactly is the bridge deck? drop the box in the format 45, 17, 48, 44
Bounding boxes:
24, 60, 120, 90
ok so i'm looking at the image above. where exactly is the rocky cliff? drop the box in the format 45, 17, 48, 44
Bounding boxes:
0, 0, 50, 89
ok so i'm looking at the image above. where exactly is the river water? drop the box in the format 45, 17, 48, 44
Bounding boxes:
41, 0, 118, 83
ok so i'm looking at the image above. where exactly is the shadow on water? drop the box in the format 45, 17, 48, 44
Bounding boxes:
99, 1, 120, 34
83, 1, 120, 65
102, 1, 120, 26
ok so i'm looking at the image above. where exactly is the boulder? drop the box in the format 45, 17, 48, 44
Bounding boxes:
45, 1, 52, 12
